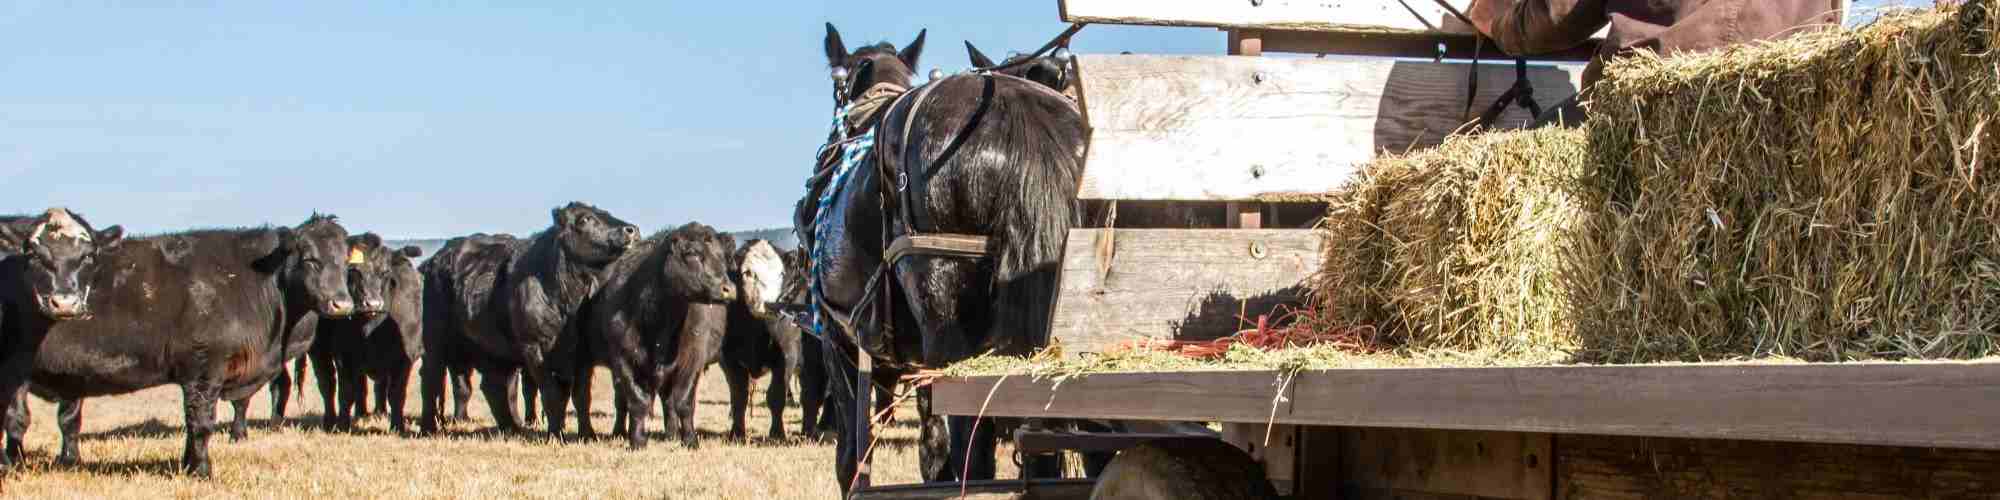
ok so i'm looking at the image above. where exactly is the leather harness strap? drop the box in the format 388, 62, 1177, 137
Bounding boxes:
883, 234, 990, 267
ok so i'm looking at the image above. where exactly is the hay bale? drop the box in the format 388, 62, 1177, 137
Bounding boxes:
1573, 0, 2000, 362
1317, 127, 1587, 358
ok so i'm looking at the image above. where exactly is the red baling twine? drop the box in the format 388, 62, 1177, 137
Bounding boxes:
1109, 303, 1378, 359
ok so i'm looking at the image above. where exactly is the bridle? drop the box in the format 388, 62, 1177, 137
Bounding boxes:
801, 27, 1084, 368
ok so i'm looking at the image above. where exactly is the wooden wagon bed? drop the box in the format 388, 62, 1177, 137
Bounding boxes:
932, 362, 2000, 498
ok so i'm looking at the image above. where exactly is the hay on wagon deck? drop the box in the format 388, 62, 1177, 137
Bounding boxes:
1572, 0, 2000, 362
1316, 127, 1587, 360
1315, 0, 2000, 364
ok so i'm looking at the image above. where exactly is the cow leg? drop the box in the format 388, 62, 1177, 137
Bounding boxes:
311, 349, 338, 431
268, 365, 292, 423
55, 398, 82, 465
766, 360, 790, 442
478, 365, 522, 432
2, 383, 28, 466
662, 361, 704, 449
799, 336, 829, 441
449, 365, 473, 422
519, 374, 539, 427
607, 361, 650, 448
569, 363, 595, 439
336, 355, 366, 430
179, 381, 219, 477
419, 352, 446, 433
537, 369, 571, 441
722, 363, 750, 442
383, 364, 413, 434
350, 368, 371, 420
228, 398, 250, 441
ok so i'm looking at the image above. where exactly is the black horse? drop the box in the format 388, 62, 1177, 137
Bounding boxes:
800, 24, 1085, 494
964, 41, 1074, 93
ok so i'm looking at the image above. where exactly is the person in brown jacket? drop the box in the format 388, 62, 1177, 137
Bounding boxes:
1464, 0, 1844, 124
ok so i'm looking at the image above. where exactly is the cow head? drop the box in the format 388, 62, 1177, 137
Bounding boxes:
0, 208, 123, 320
731, 239, 787, 319
343, 233, 394, 317
659, 223, 735, 304
551, 202, 639, 267
271, 213, 357, 318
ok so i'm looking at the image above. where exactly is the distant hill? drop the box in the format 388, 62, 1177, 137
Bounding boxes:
385, 228, 792, 266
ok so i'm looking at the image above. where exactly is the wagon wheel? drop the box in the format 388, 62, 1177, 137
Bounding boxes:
1089, 438, 1279, 500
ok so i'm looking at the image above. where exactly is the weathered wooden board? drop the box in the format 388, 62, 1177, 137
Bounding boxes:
1339, 428, 1552, 499
932, 371, 1298, 424
934, 362, 2000, 451
1557, 435, 2000, 498
1050, 229, 1320, 351
856, 479, 1096, 500
1061, 0, 1484, 35
1074, 54, 1583, 201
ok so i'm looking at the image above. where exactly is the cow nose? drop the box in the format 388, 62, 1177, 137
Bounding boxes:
363, 299, 386, 312
328, 299, 355, 316
620, 226, 639, 243
47, 294, 84, 315
720, 283, 738, 302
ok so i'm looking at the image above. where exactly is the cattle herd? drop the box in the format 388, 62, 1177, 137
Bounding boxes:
0, 202, 823, 477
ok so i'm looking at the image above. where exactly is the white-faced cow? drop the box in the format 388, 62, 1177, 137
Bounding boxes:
718, 238, 806, 442
4, 214, 353, 477
0, 209, 124, 466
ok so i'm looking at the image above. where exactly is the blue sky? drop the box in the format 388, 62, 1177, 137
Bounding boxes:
0, 1, 1922, 237
0, 2, 1217, 238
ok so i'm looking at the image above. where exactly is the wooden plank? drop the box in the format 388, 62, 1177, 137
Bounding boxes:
1257, 29, 1599, 61
933, 362, 2000, 451
932, 371, 1298, 424
857, 479, 1096, 500
1339, 428, 1551, 499
1049, 229, 1319, 351
1229, 29, 1263, 56
1074, 54, 1583, 201
1556, 434, 2000, 498
1062, 0, 1483, 35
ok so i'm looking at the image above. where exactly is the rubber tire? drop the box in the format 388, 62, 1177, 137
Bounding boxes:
1089, 439, 1279, 500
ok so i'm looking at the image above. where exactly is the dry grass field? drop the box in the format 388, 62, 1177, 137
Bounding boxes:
0, 365, 1008, 499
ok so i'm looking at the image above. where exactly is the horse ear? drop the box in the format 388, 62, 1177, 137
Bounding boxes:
824, 22, 849, 68
965, 41, 995, 68
900, 29, 927, 70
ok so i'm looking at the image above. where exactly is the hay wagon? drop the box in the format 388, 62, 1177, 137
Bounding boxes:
858, 1, 2000, 498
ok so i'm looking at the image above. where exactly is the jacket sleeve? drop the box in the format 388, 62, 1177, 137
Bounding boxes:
1463, 0, 1611, 55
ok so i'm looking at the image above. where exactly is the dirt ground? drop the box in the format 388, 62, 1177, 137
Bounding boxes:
0, 364, 1009, 499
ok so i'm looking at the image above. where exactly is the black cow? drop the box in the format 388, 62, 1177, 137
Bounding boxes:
718, 238, 805, 442
4, 214, 353, 476
297, 234, 424, 432
0, 209, 124, 466
587, 223, 735, 449
419, 203, 638, 436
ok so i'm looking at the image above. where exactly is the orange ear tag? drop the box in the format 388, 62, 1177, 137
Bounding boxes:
348, 247, 367, 265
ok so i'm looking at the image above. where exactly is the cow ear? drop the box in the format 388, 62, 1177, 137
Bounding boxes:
824, 23, 849, 68
551, 207, 569, 228
900, 29, 927, 70
400, 245, 424, 258
252, 227, 295, 273
95, 225, 124, 249
965, 41, 996, 68
0, 219, 35, 249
